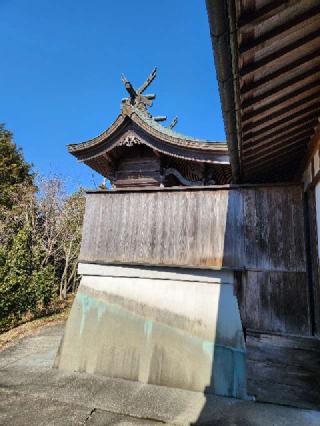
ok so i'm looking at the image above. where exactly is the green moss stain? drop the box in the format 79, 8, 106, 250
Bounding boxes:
202, 341, 214, 358
74, 290, 248, 399
213, 344, 248, 399
77, 293, 108, 335
144, 319, 153, 338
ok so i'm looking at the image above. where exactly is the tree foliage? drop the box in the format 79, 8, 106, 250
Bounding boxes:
0, 125, 85, 331
0, 125, 36, 247
0, 227, 34, 327
35, 177, 85, 299
0, 124, 34, 208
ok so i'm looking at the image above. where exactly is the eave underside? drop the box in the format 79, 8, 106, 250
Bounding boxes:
83, 156, 232, 185
207, 0, 320, 183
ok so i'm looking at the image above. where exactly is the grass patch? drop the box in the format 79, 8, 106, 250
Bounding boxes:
0, 295, 74, 351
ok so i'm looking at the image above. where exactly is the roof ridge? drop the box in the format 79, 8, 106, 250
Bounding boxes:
131, 106, 226, 147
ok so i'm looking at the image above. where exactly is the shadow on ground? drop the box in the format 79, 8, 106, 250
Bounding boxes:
0, 323, 319, 425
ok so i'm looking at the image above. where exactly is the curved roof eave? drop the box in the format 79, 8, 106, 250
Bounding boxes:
67, 105, 229, 161
68, 113, 125, 154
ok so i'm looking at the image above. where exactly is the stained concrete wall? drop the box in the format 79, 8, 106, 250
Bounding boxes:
55, 264, 248, 399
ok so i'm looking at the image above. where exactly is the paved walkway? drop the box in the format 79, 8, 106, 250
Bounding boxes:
0, 323, 319, 425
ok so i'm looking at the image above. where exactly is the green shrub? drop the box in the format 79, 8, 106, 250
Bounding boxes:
31, 264, 57, 309
0, 226, 59, 331
0, 227, 33, 322
0, 125, 83, 332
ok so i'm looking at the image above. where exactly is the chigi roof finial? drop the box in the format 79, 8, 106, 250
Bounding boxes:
121, 67, 157, 112
68, 67, 230, 185
120, 67, 178, 128
168, 116, 178, 129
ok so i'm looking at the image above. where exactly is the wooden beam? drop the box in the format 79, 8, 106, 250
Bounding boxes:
239, 6, 320, 55
240, 50, 320, 95
245, 160, 299, 178
242, 117, 317, 147
242, 104, 320, 136
152, 149, 161, 158
238, 0, 302, 31
244, 144, 307, 171
242, 86, 320, 122
239, 29, 320, 77
103, 152, 115, 167
241, 69, 320, 109
244, 157, 302, 179
245, 141, 307, 166
243, 128, 314, 155
244, 164, 297, 182
246, 331, 320, 408
244, 136, 311, 165
245, 163, 303, 182
245, 146, 306, 170
242, 98, 320, 133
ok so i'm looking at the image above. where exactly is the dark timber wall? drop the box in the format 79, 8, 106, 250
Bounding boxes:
80, 185, 306, 271
80, 184, 320, 408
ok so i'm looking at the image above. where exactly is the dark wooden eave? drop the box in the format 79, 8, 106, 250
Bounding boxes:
68, 104, 230, 179
206, 0, 320, 183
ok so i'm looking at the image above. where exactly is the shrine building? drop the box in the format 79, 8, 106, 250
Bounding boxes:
55, 0, 320, 410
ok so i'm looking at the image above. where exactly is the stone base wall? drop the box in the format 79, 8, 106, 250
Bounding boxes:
55, 264, 248, 399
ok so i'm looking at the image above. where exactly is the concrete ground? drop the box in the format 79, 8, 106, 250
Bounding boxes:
0, 323, 319, 426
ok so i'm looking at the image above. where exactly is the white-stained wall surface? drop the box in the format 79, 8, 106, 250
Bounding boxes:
55, 264, 248, 399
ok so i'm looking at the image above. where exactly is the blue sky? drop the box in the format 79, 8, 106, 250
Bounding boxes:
0, 0, 225, 191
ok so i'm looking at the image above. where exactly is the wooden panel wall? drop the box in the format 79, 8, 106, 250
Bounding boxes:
238, 272, 310, 336
80, 189, 234, 268
246, 331, 320, 408
242, 188, 306, 272
80, 185, 306, 272
115, 154, 161, 188
80, 184, 317, 408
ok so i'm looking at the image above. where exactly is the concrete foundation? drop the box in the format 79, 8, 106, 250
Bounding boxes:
55, 264, 248, 399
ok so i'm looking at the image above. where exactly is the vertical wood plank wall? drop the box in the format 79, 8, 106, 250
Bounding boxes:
79, 184, 319, 407
80, 186, 306, 271
80, 185, 310, 337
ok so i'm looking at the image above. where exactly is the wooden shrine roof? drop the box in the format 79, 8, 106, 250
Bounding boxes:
68, 103, 231, 179
207, 0, 320, 183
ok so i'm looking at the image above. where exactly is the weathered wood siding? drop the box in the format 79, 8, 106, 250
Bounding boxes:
80, 185, 306, 272
115, 154, 161, 188
242, 188, 306, 272
246, 331, 320, 408
79, 184, 317, 408
81, 189, 233, 268
238, 272, 310, 335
